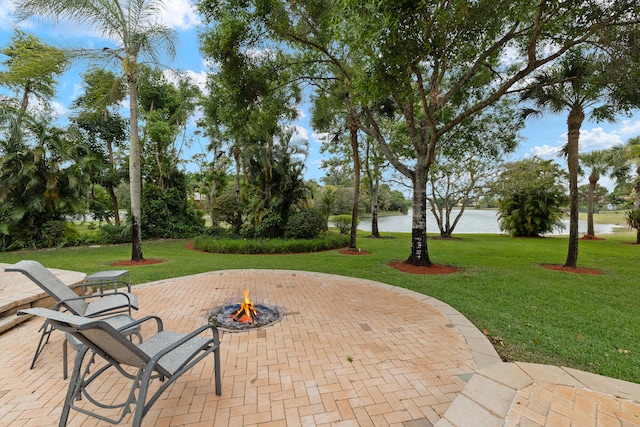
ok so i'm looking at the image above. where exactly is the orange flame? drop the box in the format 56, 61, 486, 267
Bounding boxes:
230, 290, 258, 324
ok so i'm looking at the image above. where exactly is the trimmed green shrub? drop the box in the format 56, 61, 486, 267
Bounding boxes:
332, 214, 357, 235
626, 208, 640, 244
142, 183, 206, 239
97, 223, 131, 244
40, 220, 68, 248
284, 209, 328, 239
254, 211, 283, 239
192, 234, 349, 254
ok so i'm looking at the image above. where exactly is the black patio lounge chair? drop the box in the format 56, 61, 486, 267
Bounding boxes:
18, 307, 222, 427
5, 260, 138, 369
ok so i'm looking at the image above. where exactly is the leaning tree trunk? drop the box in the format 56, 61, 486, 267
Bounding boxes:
128, 74, 144, 262
564, 106, 584, 268
348, 113, 360, 250
406, 163, 431, 266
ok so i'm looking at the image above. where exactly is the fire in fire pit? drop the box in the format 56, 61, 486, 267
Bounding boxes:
231, 290, 258, 324
208, 290, 283, 332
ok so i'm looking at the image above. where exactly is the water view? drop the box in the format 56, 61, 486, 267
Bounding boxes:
355, 209, 619, 235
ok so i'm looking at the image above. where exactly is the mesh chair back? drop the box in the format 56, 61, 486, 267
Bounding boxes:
6, 260, 88, 315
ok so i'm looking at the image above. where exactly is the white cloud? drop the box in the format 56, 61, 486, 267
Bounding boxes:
575, 127, 623, 150
290, 125, 309, 141
526, 144, 562, 159
527, 123, 632, 160
311, 131, 330, 144
615, 119, 640, 137
183, 69, 208, 92
71, 83, 84, 100
0, 1, 14, 30
5, 0, 198, 42
163, 68, 208, 93
50, 100, 68, 118
160, 0, 200, 30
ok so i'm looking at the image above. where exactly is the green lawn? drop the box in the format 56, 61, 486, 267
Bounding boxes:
1, 231, 639, 384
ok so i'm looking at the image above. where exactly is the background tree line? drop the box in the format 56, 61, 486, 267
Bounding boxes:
2, 0, 640, 268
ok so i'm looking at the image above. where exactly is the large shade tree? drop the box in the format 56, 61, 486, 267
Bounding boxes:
341, 1, 640, 266
15, 0, 178, 261
202, 0, 640, 266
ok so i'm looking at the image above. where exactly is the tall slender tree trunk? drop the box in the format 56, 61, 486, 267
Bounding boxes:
233, 145, 243, 234
364, 137, 381, 238
564, 106, 584, 268
108, 186, 120, 226
106, 139, 121, 226
128, 75, 144, 261
370, 175, 381, 238
586, 174, 598, 236
635, 166, 640, 210
348, 113, 360, 250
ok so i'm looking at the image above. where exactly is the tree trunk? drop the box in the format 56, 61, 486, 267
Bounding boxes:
635, 166, 640, 210
128, 76, 144, 262
20, 82, 30, 113
233, 146, 243, 234
348, 113, 360, 250
108, 185, 120, 226
105, 138, 120, 226
406, 165, 431, 266
586, 174, 597, 236
564, 106, 584, 268
370, 175, 381, 238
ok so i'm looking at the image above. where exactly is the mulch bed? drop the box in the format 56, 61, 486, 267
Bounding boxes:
580, 234, 605, 241
540, 264, 602, 275
339, 249, 371, 255
388, 261, 461, 275
110, 258, 164, 266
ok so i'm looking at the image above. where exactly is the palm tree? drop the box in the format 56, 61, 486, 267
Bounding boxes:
15, 0, 177, 261
521, 49, 615, 268
625, 136, 640, 209
578, 149, 625, 237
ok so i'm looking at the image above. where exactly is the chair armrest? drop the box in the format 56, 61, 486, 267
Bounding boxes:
115, 315, 164, 334
53, 292, 138, 316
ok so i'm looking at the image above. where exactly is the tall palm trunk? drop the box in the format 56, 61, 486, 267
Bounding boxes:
128, 75, 144, 261
564, 105, 584, 268
586, 173, 598, 236
348, 112, 360, 250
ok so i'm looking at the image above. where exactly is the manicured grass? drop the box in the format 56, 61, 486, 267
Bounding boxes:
1, 231, 639, 384
579, 210, 631, 227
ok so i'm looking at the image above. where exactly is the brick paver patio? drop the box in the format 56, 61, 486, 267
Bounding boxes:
1, 266, 640, 426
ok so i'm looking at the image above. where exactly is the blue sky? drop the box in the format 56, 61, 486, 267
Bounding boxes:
2, 0, 640, 189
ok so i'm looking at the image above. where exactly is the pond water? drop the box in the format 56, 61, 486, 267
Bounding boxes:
354, 209, 620, 235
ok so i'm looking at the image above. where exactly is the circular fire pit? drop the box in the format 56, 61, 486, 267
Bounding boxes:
208, 302, 283, 332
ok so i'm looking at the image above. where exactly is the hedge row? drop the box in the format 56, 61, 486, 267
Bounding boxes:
192, 234, 349, 254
